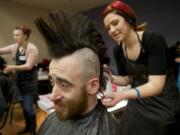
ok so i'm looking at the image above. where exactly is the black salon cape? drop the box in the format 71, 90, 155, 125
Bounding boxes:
38, 101, 124, 135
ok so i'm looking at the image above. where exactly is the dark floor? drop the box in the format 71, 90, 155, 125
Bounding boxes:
0, 103, 47, 135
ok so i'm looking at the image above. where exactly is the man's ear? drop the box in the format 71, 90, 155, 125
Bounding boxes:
86, 77, 99, 95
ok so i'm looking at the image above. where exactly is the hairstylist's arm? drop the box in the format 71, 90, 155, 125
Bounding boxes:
102, 75, 166, 107
111, 75, 130, 86
0, 45, 13, 54
107, 67, 130, 86
4, 48, 38, 73
175, 57, 180, 63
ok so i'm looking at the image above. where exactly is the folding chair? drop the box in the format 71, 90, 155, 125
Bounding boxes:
0, 78, 21, 131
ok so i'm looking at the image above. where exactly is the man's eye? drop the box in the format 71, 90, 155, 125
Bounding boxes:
59, 82, 69, 88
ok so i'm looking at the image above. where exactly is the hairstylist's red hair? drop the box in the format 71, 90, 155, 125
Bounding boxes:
102, 0, 147, 31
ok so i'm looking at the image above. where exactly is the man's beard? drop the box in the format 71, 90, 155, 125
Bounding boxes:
54, 86, 88, 121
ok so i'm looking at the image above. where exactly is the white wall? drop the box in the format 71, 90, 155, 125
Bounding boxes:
0, 1, 50, 63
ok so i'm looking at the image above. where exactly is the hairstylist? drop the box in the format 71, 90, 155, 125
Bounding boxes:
0, 25, 38, 135
101, 1, 179, 135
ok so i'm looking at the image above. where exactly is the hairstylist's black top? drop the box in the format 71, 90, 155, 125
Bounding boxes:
15, 46, 38, 95
114, 31, 179, 135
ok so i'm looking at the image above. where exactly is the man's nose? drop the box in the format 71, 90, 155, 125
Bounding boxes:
50, 85, 63, 101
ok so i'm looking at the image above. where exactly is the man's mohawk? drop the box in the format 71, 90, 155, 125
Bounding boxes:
35, 10, 107, 64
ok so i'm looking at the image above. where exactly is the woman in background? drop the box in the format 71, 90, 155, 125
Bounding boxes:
0, 25, 38, 135
101, 0, 179, 135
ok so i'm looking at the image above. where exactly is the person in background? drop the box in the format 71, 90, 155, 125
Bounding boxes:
174, 41, 180, 135
0, 56, 20, 124
174, 41, 180, 91
0, 56, 12, 118
35, 10, 124, 135
101, 0, 179, 135
0, 25, 38, 135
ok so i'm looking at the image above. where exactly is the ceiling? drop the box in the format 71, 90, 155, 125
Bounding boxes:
6, 0, 110, 11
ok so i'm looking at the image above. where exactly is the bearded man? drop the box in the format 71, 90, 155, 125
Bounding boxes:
35, 10, 124, 135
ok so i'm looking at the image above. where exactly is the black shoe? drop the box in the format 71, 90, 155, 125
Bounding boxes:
17, 128, 29, 135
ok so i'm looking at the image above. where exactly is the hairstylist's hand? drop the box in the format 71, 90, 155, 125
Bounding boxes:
101, 91, 126, 107
3, 65, 13, 74
107, 68, 115, 83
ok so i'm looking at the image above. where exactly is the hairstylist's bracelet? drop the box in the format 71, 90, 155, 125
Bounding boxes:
134, 87, 141, 98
